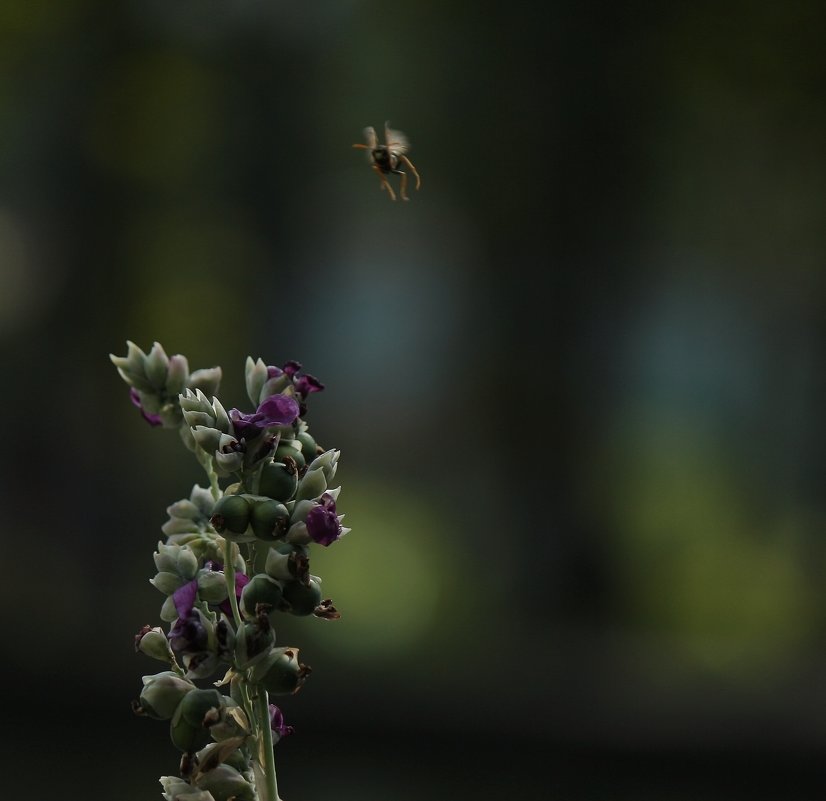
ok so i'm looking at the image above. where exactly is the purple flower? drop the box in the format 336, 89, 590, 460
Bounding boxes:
305, 493, 342, 546
282, 360, 302, 377
172, 579, 198, 620
130, 388, 162, 427
295, 373, 325, 398
168, 613, 207, 653
229, 394, 300, 439
269, 704, 295, 740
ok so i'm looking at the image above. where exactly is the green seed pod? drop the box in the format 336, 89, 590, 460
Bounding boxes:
180, 688, 224, 728
170, 706, 209, 753
258, 461, 299, 502
281, 578, 322, 616
296, 431, 318, 462
251, 647, 310, 695
210, 495, 251, 539
234, 617, 275, 670
136, 671, 195, 720
274, 441, 305, 470
250, 498, 290, 541
240, 574, 284, 618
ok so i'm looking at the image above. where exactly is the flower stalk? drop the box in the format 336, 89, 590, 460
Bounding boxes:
112, 342, 348, 801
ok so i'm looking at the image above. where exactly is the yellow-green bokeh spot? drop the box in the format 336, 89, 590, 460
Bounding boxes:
605, 417, 816, 674
302, 477, 458, 664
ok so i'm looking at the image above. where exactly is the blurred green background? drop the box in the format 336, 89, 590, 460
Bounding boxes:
2, 1, 826, 799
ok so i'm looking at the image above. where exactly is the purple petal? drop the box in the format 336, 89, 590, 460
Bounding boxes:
267, 365, 284, 379
130, 388, 163, 427
219, 572, 251, 617
229, 408, 260, 439
172, 579, 198, 620
306, 494, 341, 547
235, 572, 251, 594
256, 394, 300, 426
168, 614, 208, 653
295, 374, 325, 397
269, 704, 295, 739
282, 360, 302, 377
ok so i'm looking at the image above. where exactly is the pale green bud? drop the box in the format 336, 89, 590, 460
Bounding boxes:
150, 571, 186, 596
154, 542, 181, 573
136, 671, 195, 720
160, 595, 178, 622
245, 357, 268, 407
145, 341, 170, 390
192, 426, 223, 452
189, 366, 222, 399
135, 625, 174, 663
110, 341, 154, 392
212, 396, 230, 432
159, 776, 197, 801
166, 354, 190, 396
215, 435, 244, 474
179, 422, 197, 451
177, 547, 199, 581
180, 389, 215, 423
296, 466, 327, 501
195, 764, 255, 801
197, 570, 228, 604
306, 448, 340, 482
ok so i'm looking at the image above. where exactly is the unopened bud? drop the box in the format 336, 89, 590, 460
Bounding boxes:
135, 671, 195, 720
135, 625, 174, 663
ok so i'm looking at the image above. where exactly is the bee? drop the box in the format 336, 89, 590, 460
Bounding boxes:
352, 122, 421, 201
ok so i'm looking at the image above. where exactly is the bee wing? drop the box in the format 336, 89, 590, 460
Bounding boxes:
384, 122, 410, 154
363, 126, 378, 149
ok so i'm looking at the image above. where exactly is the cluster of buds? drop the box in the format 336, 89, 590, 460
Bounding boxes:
113, 342, 348, 801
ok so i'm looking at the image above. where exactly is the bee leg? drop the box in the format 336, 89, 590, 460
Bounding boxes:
399, 155, 421, 190
398, 170, 409, 201
372, 165, 396, 201
352, 143, 370, 149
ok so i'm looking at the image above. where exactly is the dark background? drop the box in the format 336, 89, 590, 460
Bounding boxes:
2, 1, 826, 799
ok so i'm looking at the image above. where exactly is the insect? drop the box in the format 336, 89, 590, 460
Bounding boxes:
352, 122, 421, 201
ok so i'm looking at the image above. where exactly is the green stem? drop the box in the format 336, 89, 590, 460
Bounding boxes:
196, 444, 221, 501
223, 537, 243, 629
257, 690, 280, 801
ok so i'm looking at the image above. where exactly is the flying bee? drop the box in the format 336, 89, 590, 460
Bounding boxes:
352, 122, 421, 201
